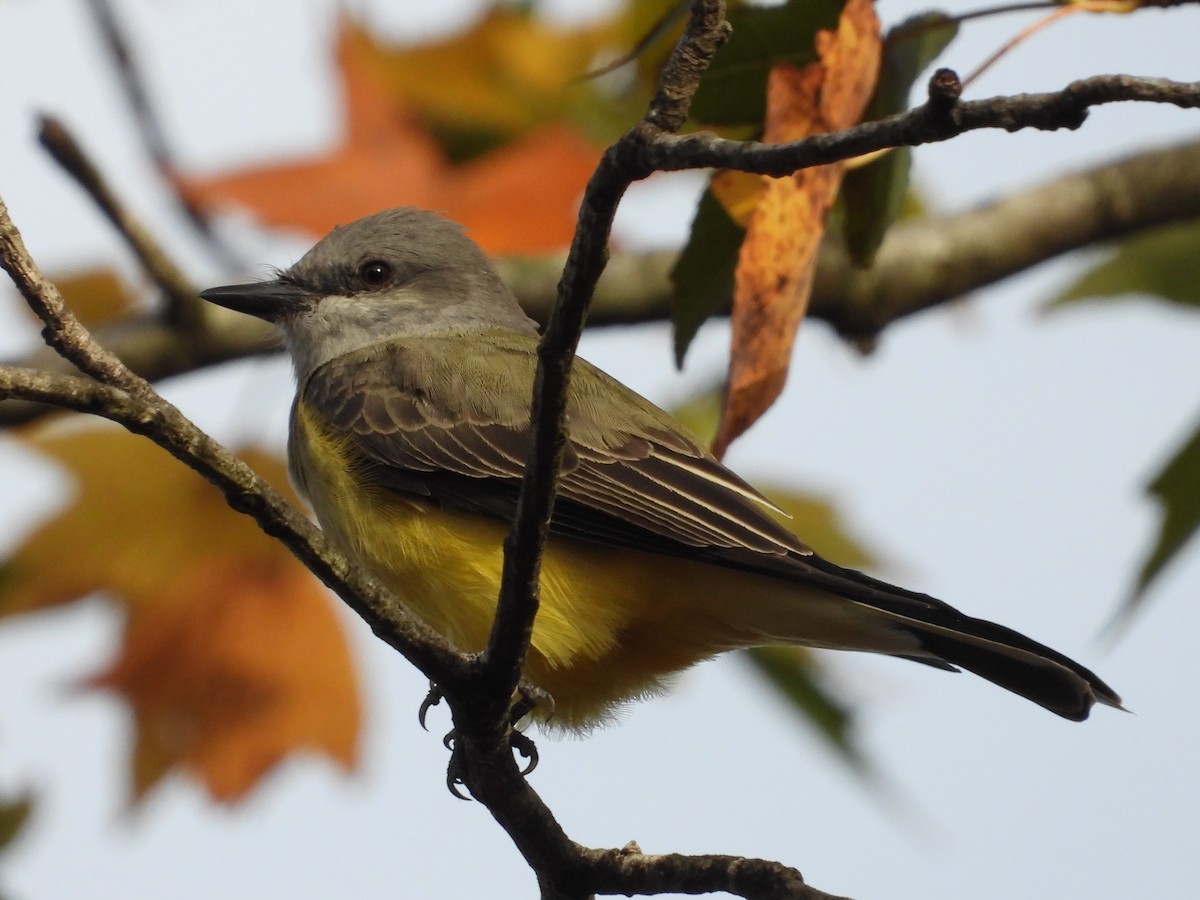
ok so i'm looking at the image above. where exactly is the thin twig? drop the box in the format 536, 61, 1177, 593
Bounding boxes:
644, 74, 1200, 175
82, 0, 245, 270
37, 115, 203, 325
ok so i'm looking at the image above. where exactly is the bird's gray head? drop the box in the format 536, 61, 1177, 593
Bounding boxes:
200, 208, 537, 379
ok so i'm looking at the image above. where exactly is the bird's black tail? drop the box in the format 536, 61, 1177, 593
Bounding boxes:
896, 611, 1122, 720
798, 556, 1123, 721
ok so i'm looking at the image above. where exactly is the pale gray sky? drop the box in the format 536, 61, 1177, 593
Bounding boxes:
1, 1, 1198, 898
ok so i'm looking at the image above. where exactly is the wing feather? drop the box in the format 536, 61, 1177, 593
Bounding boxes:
300, 336, 806, 562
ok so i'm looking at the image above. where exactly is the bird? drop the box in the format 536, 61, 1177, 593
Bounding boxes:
200, 207, 1121, 732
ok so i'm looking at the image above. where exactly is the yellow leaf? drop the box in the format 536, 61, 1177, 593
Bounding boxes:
49, 269, 137, 330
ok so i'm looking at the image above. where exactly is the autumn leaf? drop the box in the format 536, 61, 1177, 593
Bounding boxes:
362, 5, 606, 144
90, 558, 359, 803
44, 268, 138, 330
176, 18, 602, 256
715, 0, 881, 457
0, 427, 361, 804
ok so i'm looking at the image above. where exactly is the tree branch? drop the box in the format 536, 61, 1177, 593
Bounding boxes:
646, 72, 1200, 175
478, 0, 731, 747
37, 115, 204, 324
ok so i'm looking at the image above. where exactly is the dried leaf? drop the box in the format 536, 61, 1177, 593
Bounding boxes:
91, 559, 359, 803
716, 0, 881, 456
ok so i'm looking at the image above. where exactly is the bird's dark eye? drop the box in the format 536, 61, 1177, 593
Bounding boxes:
358, 259, 392, 287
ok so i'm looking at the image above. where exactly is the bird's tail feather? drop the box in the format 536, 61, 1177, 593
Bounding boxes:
793, 556, 1124, 721
877, 606, 1123, 721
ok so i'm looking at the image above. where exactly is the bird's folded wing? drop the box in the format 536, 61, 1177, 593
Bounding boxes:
300, 335, 816, 562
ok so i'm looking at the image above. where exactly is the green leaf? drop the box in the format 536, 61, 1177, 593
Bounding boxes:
741, 646, 867, 772
670, 188, 744, 367
842, 12, 958, 267
867, 12, 959, 120
1047, 218, 1200, 310
689, 0, 845, 126
0, 792, 32, 854
1128, 421, 1200, 607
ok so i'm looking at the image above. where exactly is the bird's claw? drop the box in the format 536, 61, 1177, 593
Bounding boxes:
439, 727, 541, 799
418, 681, 443, 731
516, 681, 556, 724
422, 681, 551, 798
510, 730, 539, 776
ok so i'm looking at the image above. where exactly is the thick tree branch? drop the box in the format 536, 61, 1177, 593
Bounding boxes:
809, 138, 1200, 341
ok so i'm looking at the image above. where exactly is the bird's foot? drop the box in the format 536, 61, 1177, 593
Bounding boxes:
421, 679, 551, 800
441, 726, 540, 800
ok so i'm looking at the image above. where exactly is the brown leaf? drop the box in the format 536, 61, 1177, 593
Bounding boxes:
176, 18, 602, 255
715, 0, 881, 457
1, 427, 362, 804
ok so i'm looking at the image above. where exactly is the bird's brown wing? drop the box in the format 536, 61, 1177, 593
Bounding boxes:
300, 333, 815, 564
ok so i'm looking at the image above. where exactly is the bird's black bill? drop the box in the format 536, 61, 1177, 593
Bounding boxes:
199, 279, 314, 322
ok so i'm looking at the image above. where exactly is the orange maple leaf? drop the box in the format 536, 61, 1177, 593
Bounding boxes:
1, 428, 361, 804
176, 19, 601, 256
91, 558, 359, 803
715, 0, 881, 457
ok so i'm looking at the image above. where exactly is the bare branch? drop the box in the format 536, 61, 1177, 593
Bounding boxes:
82, 0, 245, 269
37, 115, 203, 324
645, 74, 1200, 174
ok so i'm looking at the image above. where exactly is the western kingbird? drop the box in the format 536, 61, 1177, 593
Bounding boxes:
201, 207, 1120, 729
